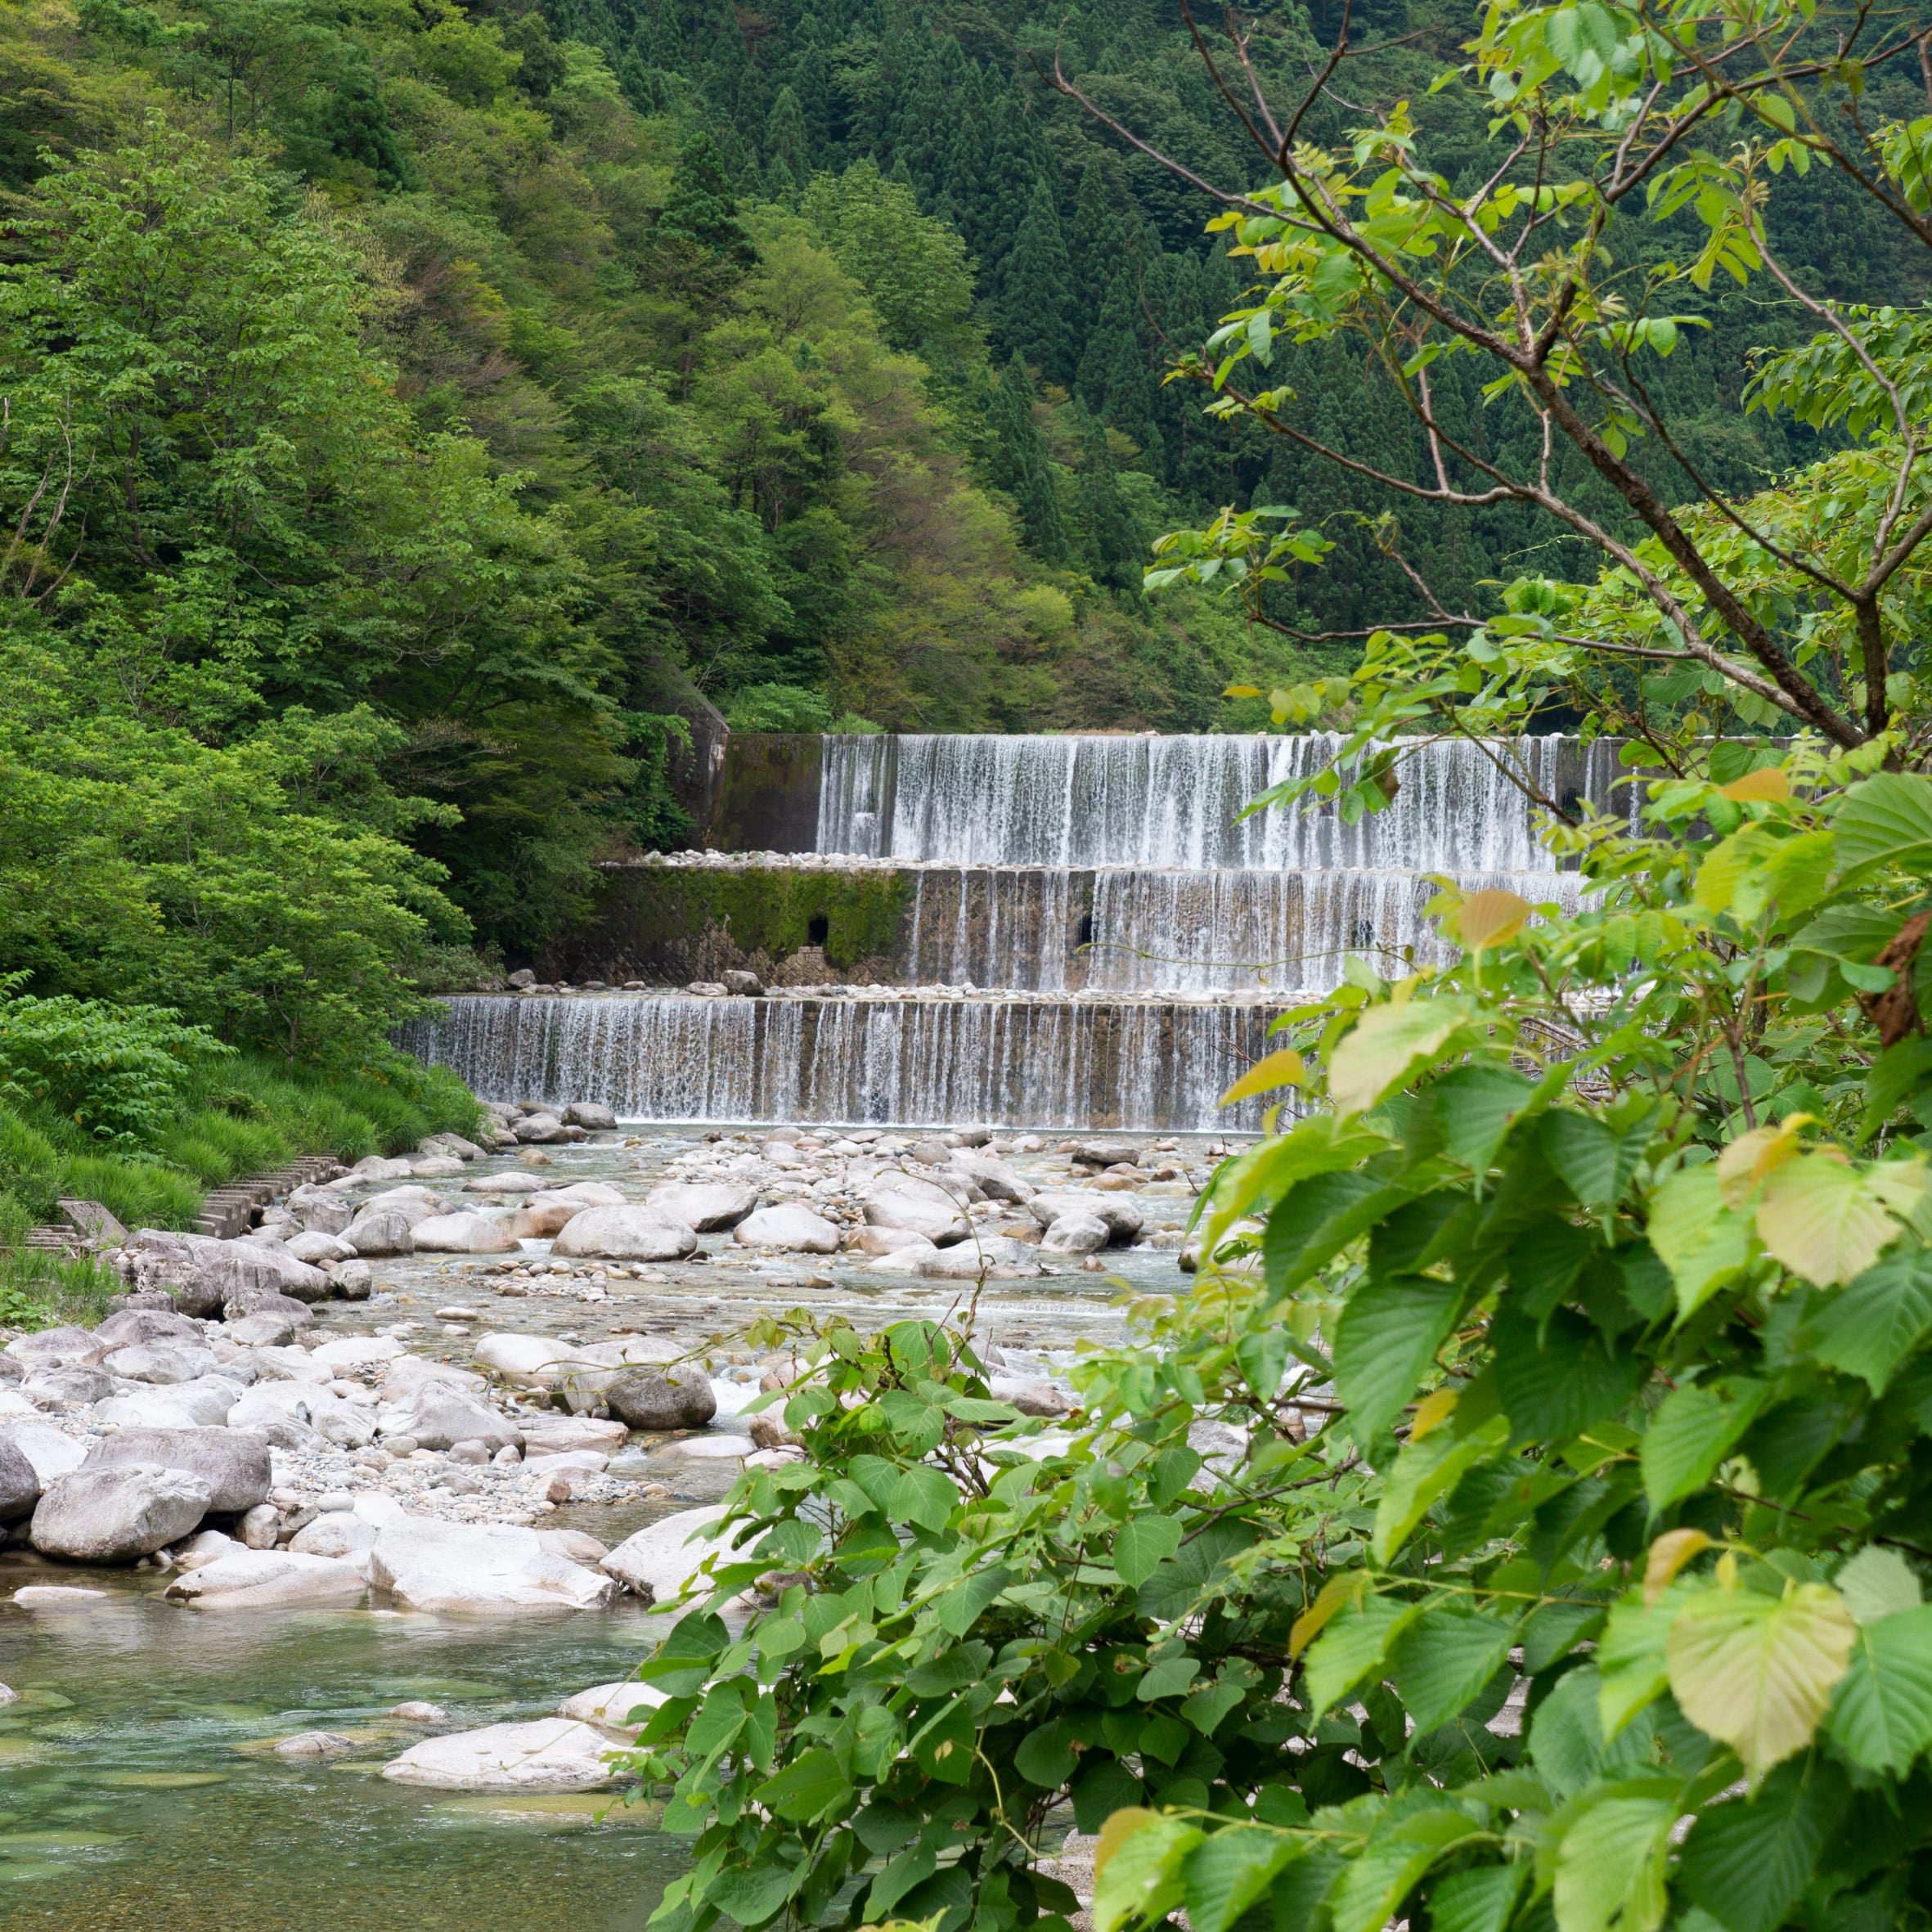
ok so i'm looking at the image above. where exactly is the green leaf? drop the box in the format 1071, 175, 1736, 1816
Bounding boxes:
891, 1465, 959, 1530
1091, 1810, 1204, 1932
1113, 1518, 1184, 1588
1429, 1064, 1536, 1173
1492, 1306, 1643, 1439
1302, 1592, 1418, 1717
1179, 1826, 1305, 1932
707, 1862, 803, 1928
1639, 1377, 1768, 1510
1327, 1808, 1485, 1932
1808, 1246, 1932, 1393
1676, 1758, 1844, 1932
1015, 1719, 1080, 1788
1755, 1154, 1917, 1287
864, 1844, 938, 1920
1332, 1272, 1463, 1440
932, 1564, 1011, 1637
1328, 999, 1475, 1116
1597, 1588, 1688, 1741
1835, 1544, 1923, 1624
1390, 1607, 1516, 1732
1372, 1415, 1507, 1562
1137, 1656, 1200, 1702
1666, 1581, 1857, 1781
1552, 1792, 1674, 1932
910, 1697, 976, 1783
1543, 1110, 1642, 1212
1825, 1603, 1932, 1772
1647, 1166, 1753, 1316
1832, 772, 1932, 876
753, 1746, 852, 1823
1072, 1759, 1143, 1833
1427, 1864, 1525, 1932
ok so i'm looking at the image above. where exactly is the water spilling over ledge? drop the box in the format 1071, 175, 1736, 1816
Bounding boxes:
409, 731, 1610, 1127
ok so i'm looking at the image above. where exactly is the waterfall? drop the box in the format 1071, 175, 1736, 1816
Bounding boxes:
411, 730, 1607, 1127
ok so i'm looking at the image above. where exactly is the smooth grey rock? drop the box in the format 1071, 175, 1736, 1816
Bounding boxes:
863, 1179, 970, 1245
603, 1368, 717, 1432
31, 1462, 212, 1563
381, 1719, 616, 1789
562, 1102, 618, 1129
163, 1550, 366, 1609
557, 1679, 666, 1738
518, 1414, 628, 1456
1075, 1139, 1143, 1167
24, 1366, 114, 1408
987, 1375, 1073, 1417
223, 1308, 306, 1346
82, 1427, 272, 1513
285, 1229, 354, 1263
271, 1729, 361, 1754
513, 1115, 569, 1144
341, 1209, 413, 1256
115, 1229, 329, 1315
550, 1206, 697, 1262
1027, 1193, 1144, 1244
0, 1435, 39, 1517
916, 1236, 1042, 1278
600, 1505, 728, 1602
285, 1185, 353, 1237
237, 1503, 280, 1549
101, 1342, 218, 1386
4, 1327, 106, 1372
946, 1152, 1036, 1203
93, 1309, 204, 1350
732, 1205, 838, 1253
290, 1513, 379, 1560
1040, 1211, 1110, 1255
0, 1419, 88, 1485
332, 1260, 374, 1300
410, 1212, 521, 1255
537, 1529, 610, 1565
643, 1181, 756, 1231
375, 1389, 521, 1454
92, 1377, 243, 1431
720, 971, 763, 997
369, 1519, 616, 1615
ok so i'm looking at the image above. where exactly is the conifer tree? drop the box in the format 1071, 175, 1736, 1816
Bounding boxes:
1076, 269, 1165, 477
766, 84, 809, 182
1074, 411, 1144, 591
999, 175, 1074, 384
986, 354, 1068, 563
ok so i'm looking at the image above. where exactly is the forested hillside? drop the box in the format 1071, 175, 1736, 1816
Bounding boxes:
3, 0, 1924, 1020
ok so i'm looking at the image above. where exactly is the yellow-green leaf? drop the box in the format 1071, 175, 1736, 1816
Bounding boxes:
1327, 999, 1472, 1116
1647, 1166, 1753, 1316
1552, 1795, 1675, 1932
1449, 887, 1533, 950
1665, 1581, 1856, 1782
1220, 1048, 1306, 1108
1092, 1808, 1204, 1932
1755, 1153, 1916, 1287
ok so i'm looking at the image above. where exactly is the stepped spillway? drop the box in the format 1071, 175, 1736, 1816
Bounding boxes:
403, 731, 1611, 1127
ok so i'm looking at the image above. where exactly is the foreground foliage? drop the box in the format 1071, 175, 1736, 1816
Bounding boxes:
624, 730, 1932, 1932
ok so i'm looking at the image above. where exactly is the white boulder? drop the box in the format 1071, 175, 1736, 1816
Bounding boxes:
381, 1719, 617, 1790
558, 1681, 668, 1739
644, 1182, 757, 1231
163, 1549, 367, 1609
369, 1517, 616, 1615
550, 1207, 698, 1262
599, 1505, 729, 1604
411, 1213, 522, 1255
733, 1206, 838, 1253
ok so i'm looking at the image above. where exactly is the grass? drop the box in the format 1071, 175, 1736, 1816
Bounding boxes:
0, 1045, 483, 1241
0, 1249, 121, 1332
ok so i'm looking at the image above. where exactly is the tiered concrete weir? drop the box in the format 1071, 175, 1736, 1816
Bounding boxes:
402, 732, 1619, 1128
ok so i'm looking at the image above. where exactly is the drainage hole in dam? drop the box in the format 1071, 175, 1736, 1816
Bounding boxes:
1350, 920, 1376, 950
1075, 914, 1094, 948
807, 912, 830, 946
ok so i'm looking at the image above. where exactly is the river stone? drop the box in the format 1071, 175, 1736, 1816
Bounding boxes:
513, 1115, 570, 1144
1040, 1211, 1111, 1255
945, 1152, 1035, 1202
284, 1229, 355, 1263
342, 1209, 413, 1256
163, 1550, 366, 1609
0, 1435, 39, 1518
916, 1236, 1042, 1278
12, 1585, 108, 1607
172, 1529, 238, 1570
24, 1366, 115, 1408
93, 1309, 204, 1350
645, 1182, 757, 1231
350, 1155, 415, 1181
1027, 1193, 1145, 1244
866, 1238, 940, 1274
384, 1355, 486, 1401
854, 1224, 934, 1256
381, 1718, 617, 1790
375, 1388, 520, 1453
520, 1197, 587, 1238
369, 1518, 616, 1615
600, 1505, 730, 1603
290, 1512, 380, 1561
82, 1428, 272, 1512
733, 1205, 838, 1253
221, 1290, 317, 1332
285, 1185, 354, 1237
863, 1179, 970, 1245
229, 1382, 374, 1448
518, 1414, 628, 1456
311, 1336, 406, 1373
988, 1375, 1073, 1418
409, 1157, 467, 1179
4, 1327, 106, 1372
0, 1419, 88, 1485
473, 1333, 573, 1386
557, 1680, 667, 1739
410, 1211, 522, 1256
602, 1368, 717, 1432
272, 1731, 361, 1755
331, 1260, 374, 1300
561, 1102, 618, 1129
537, 1529, 610, 1565
546, 1182, 627, 1209
1074, 1139, 1142, 1167
93, 1377, 243, 1431
550, 1206, 698, 1262
465, 1172, 560, 1194
32, 1462, 213, 1563
101, 1342, 219, 1386
115, 1229, 330, 1314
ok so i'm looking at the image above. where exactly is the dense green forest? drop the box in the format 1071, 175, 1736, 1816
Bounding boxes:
2, 0, 1925, 1040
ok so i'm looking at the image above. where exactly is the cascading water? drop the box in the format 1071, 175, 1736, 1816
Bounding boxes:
404, 732, 1608, 1126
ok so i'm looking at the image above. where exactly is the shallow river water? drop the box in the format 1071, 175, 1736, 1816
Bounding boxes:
0, 1121, 1229, 1926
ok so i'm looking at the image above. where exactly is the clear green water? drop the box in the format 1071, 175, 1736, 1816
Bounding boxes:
0, 1584, 682, 1930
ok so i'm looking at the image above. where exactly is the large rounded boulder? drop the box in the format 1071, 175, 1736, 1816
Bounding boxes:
550, 1206, 698, 1262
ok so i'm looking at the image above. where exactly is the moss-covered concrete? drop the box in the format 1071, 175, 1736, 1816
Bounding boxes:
549, 865, 917, 984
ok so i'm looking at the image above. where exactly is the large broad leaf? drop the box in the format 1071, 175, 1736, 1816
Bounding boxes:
1491, 1306, 1643, 1440
1429, 1063, 1536, 1174
1090, 1808, 1203, 1932
1597, 1586, 1692, 1741
1824, 1602, 1932, 1773
1328, 999, 1475, 1117
1832, 771, 1932, 877
1326, 1808, 1486, 1932
1675, 1757, 1846, 1932
1638, 1377, 1768, 1510
1179, 1826, 1305, 1932
1835, 1544, 1924, 1624
1263, 1170, 1406, 1293
1372, 1414, 1507, 1562
753, 1746, 853, 1823
1647, 1166, 1753, 1316
1197, 1115, 1391, 1247
1112, 1518, 1183, 1588
1807, 1244, 1932, 1392
1665, 1582, 1856, 1781
1755, 1154, 1920, 1287
1427, 1865, 1524, 1932
707, 1861, 803, 1928
1332, 1271, 1463, 1441
1551, 1790, 1675, 1932
1390, 1607, 1516, 1732
1543, 1110, 1643, 1213
1302, 1591, 1418, 1717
